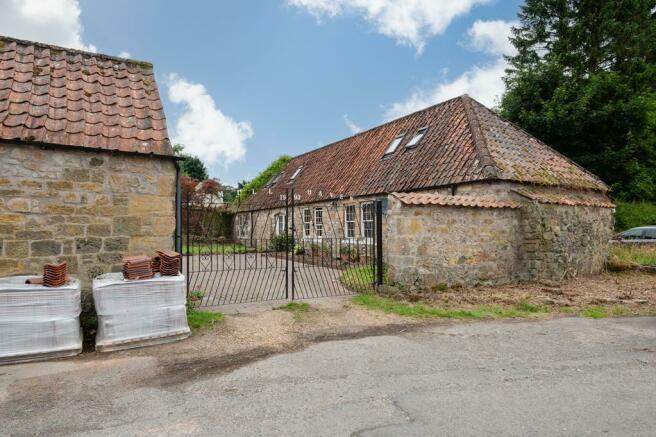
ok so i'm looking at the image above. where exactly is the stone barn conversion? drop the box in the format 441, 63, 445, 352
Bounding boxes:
0, 36, 177, 288
237, 95, 614, 288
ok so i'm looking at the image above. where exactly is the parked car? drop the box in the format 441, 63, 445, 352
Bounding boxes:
613, 226, 656, 242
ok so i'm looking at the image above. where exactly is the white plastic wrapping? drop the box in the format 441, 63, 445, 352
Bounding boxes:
0, 276, 82, 364
92, 273, 190, 352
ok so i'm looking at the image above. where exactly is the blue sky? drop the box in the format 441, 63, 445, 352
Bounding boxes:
3, 0, 524, 185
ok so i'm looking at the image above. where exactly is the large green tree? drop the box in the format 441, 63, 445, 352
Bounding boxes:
172, 144, 209, 182
500, 0, 656, 200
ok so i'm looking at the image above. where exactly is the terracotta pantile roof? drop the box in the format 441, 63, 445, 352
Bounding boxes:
243, 95, 607, 210
392, 192, 521, 209
512, 189, 615, 208
0, 36, 172, 156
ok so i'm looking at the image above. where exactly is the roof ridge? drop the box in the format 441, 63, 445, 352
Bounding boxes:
460, 95, 501, 179
0, 35, 153, 69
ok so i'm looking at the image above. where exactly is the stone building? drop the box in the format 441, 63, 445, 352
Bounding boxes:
0, 36, 177, 288
237, 95, 614, 287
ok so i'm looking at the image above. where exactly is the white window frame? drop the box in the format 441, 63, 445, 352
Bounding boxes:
361, 202, 374, 239
289, 166, 303, 181
344, 204, 356, 238
275, 214, 287, 236
384, 133, 405, 156
314, 208, 323, 238
406, 127, 428, 149
237, 214, 249, 239
302, 208, 311, 238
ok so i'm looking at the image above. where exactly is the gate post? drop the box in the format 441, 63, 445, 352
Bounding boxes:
185, 192, 191, 296
285, 188, 289, 300
375, 200, 384, 287
290, 188, 295, 301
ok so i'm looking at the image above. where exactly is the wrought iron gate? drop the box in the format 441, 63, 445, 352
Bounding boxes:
183, 189, 383, 306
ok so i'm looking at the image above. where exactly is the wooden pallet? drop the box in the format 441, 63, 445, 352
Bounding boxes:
95, 329, 191, 353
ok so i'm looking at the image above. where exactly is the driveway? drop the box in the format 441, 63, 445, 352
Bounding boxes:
1, 316, 655, 436
182, 254, 357, 305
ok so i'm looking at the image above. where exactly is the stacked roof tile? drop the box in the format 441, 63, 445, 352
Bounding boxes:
392, 192, 521, 209
242, 95, 608, 211
0, 36, 172, 156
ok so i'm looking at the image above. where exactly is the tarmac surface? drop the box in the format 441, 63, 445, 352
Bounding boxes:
1, 316, 655, 436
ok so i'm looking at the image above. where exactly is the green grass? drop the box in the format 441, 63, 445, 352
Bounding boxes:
609, 244, 656, 266
339, 264, 390, 294
186, 291, 223, 330
183, 243, 255, 255
353, 294, 550, 319
580, 306, 608, 319
187, 309, 224, 330
274, 302, 311, 312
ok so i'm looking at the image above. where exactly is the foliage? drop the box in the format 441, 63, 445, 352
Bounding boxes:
352, 294, 550, 319
500, 1, 656, 201
174, 144, 210, 182
338, 264, 388, 294
236, 155, 292, 203
615, 201, 656, 230
271, 234, 294, 252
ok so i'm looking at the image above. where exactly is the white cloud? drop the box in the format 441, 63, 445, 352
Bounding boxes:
343, 114, 362, 134
0, 0, 96, 52
166, 74, 252, 168
466, 19, 517, 56
385, 20, 515, 119
117, 51, 131, 59
288, 0, 492, 54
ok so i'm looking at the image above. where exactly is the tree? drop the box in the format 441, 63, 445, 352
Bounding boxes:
500, 0, 656, 201
173, 144, 209, 182
236, 155, 292, 203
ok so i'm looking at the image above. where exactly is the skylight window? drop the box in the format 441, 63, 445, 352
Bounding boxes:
384, 133, 405, 156
265, 172, 282, 187
289, 166, 303, 181
406, 127, 428, 149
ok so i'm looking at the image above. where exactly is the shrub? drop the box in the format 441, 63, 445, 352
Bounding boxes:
271, 234, 294, 252
614, 201, 656, 231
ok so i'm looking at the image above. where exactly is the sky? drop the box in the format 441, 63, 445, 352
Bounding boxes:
1, 0, 524, 185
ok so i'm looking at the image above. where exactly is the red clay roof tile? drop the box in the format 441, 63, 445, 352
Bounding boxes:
391, 192, 521, 209
243, 95, 607, 210
0, 36, 172, 156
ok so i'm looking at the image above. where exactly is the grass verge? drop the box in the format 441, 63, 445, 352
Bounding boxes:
608, 244, 656, 269
353, 294, 549, 319
186, 291, 223, 330
274, 302, 313, 321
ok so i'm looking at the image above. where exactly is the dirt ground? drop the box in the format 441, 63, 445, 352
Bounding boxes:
382, 271, 656, 313
73, 297, 426, 386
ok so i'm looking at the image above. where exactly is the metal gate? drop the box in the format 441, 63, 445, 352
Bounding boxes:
183, 189, 383, 306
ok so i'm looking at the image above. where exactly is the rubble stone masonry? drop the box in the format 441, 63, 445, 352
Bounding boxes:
0, 143, 176, 289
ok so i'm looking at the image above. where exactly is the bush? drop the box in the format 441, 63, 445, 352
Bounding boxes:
615, 201, 656, 231
271, 234, 294, 252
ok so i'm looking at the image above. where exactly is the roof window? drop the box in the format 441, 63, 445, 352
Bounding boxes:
265, 172, 282, 188
384, 133, 405, 156
289, 166, 303, 181
406, 127, 428, 149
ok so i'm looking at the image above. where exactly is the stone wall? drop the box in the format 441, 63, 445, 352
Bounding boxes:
384, 195, 522, 287
0, 143, 177, 289
518, 202, 614, 281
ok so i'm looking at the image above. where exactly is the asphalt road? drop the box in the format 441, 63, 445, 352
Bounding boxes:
2, 317, 655, 436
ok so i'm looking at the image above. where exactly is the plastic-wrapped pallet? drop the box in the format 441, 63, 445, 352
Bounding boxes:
0, 276, 82, 365
92, 273, 190, 352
